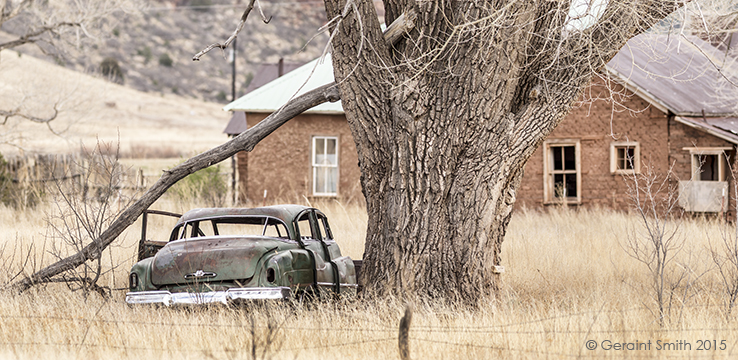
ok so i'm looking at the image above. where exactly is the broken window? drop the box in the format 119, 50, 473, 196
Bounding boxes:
688, 148, 731, 182
544, 140, 581, 204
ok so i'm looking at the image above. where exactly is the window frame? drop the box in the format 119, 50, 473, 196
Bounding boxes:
684, 147, 732, 182
311, 135, 339, 197
543, 139, 582, 204
610, 141, 641, 174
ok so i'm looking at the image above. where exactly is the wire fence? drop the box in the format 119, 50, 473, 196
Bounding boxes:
0, 303, 737, 358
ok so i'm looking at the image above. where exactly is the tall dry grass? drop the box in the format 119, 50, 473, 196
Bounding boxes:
1, 191, 737, 359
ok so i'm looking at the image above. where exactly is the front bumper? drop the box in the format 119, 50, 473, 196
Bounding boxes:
125, 287, 291, 306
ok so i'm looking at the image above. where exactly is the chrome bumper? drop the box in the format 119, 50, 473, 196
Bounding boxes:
125, 287, 291, 306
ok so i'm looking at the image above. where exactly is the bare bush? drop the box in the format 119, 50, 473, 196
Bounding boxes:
622, 163, 699, 325
42, 142, 134, 298
709, 165, 738, 319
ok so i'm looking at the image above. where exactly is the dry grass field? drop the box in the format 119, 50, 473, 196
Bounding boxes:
2, 38, 738, 360
1, 197, 738, 359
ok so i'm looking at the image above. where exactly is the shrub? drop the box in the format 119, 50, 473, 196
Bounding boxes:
158, 53, 173, 67
168, 165, 228, 207
100, 57, 124, 84
137, 46, 152, 64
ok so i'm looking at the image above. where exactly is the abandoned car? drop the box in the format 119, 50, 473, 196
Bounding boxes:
126, 205, 358, 305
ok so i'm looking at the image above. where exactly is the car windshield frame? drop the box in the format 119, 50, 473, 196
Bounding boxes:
169, 215, 293, 241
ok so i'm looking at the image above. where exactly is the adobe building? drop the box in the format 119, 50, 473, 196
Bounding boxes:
225, 34, 738, 213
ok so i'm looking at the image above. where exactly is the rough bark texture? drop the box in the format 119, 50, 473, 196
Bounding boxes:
323, 0, 681, 303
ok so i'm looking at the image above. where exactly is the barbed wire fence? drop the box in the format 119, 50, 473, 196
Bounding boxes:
0, 303, 736, 358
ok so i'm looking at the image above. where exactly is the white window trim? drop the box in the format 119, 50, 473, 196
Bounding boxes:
312, 136, 339, 196
610, 141, 641, 174
543, 139, 581, 205
684, 147, 731, 182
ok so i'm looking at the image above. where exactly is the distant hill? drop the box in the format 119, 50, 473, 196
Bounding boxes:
2, 0, 338, 104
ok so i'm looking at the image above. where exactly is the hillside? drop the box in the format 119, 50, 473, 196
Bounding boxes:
1, 0, 340, 104
0, 48, 229, 157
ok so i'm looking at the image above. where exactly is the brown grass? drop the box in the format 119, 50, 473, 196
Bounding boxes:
1, 199, 737, 359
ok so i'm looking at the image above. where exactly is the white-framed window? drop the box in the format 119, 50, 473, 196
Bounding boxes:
610, 141, 640, 174
312, 136, 339, 196
685, 147, 732, 181
543, 139, 581, 204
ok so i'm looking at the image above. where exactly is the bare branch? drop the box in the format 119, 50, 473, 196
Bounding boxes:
0, 22, 81, 52
192, 0, 270, 61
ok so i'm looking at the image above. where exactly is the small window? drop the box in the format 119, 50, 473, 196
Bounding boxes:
610, 142, 640, 174
687, 148, 731, 182
544, 140, 581, 204
312, 136, 339, 196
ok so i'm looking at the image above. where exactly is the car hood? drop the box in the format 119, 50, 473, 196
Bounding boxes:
150, 236, 294, 286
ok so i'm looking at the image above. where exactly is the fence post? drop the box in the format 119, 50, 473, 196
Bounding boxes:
399, 305, 412, 360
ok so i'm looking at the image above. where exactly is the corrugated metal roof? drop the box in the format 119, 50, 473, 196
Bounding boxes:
607, 34, 738, 117
223, 53, 343, 114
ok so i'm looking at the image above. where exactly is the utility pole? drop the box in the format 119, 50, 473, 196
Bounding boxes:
230, 38, 238, 205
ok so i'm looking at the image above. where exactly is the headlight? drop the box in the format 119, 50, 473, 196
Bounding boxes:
266, 268, 276, 283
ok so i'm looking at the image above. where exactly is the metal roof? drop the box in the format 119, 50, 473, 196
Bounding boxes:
223, 111, 247, 135
606, 34, 738, 117
223, 53, 343, 114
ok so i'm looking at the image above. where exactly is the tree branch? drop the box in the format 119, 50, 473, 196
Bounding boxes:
10, 83, 341, 292
0, 22, 81, 52
192, 0, 270, 61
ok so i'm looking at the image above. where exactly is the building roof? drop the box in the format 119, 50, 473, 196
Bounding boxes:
243, 61, 303, 95
223, 111, 247, 136
223, 53, 343, 114
606, 34, 738, 117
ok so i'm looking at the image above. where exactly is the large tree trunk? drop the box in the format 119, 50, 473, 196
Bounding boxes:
324, 0, 681, 302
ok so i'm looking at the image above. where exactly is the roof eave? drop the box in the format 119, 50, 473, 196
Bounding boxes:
604, 65, 673, 115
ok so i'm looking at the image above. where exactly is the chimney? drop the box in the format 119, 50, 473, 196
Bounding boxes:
278, 58, 284, 77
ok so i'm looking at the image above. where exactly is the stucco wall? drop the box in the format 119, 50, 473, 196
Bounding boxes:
238, 113, 362, 205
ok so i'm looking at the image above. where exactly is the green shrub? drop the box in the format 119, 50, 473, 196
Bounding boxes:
137, 46, 152, 64
168, 165, 228, 207
158, 53, 173, 67
100, 57, 124, 84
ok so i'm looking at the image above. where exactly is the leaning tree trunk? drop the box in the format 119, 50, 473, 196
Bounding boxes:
324, 0, 681, 303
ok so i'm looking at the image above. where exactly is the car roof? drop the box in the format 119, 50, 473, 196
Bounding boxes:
175, 204, 312, 227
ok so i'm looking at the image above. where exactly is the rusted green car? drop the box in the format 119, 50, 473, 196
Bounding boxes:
126, 205, 358, 305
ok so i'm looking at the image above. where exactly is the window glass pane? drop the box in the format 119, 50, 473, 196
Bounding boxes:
553, 147, 563, 170
326, 138, 338, 165
326, 167, 337, 194
564, 146, 576, 170
314, 137, 325, 165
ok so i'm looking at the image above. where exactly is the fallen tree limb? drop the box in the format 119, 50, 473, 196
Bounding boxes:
11, 83, 340, 292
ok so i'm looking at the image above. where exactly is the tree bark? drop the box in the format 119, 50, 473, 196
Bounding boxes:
11, 84, 340, 292
323, 0, 682, 303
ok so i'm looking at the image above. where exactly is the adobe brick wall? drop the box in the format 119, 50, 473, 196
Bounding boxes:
238, 113, 362, 205
516, 80, 672, 211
